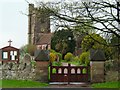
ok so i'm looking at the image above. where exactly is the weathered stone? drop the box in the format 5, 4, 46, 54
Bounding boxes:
3, 63, 9, 70
34, 61, 49, 82
24, 64, 32, 71
8, 63, 13, 70
0, 63, 2, 70
11, 64, 18, 70
1, 61, 36, 80
18, 63, 26, 70
90, 61, 105, 83
23, 54, 31, 65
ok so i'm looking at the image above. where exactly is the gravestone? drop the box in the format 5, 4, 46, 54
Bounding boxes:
15, 54, 32, 80
90, 49, 106, 83
23, 54, 31, 65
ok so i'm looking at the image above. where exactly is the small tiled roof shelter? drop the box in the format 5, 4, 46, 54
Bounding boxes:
90, 49, 106, 83
34, 50, 49, 61
90, 49, 105, 61
0, 40, 19, 63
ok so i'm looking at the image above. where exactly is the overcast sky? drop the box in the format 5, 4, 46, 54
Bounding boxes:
0, 0, 115, 48
0, 0, 31, 48
0, 0, 78, 48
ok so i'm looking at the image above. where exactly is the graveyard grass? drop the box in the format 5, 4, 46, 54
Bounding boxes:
91, 81, 120, 88
0, 79, 49, 88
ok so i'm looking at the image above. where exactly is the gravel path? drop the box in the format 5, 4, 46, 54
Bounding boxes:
45, 82, 91, 88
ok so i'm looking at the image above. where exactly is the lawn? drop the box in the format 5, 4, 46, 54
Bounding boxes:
91, 81, 120, 88
0, 79, 49, 88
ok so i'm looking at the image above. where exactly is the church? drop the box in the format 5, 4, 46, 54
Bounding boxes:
28, 4, 83, 56
28, 4, 53, 50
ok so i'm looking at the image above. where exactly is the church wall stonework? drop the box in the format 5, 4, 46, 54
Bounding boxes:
28, 4, 51, 45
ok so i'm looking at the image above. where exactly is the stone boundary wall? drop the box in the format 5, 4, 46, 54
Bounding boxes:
0, 62, 36, 80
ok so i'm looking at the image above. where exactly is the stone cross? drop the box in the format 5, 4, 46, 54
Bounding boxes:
8, 40, 12, 46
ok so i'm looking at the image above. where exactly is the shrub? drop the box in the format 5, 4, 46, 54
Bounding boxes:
26, 44, 37, 56
72, 56, 80, 65
64, 52, 73, 61
74, 56, 79, 61
20, 44, 37, 56
31, 60, 36, 68
56, 53, 62, 61
50, 49, 56, 53
49, 53, 56, 63
50, 49, 62, 62
52, 61, 62, 66
79, 52, 90, 66
105, 60, 114, 71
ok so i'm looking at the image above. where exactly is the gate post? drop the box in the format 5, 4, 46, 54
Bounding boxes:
90, 49, 106, 83
34, 50, 49, 82
68, 63, 71, 84
34, 61, 49, 82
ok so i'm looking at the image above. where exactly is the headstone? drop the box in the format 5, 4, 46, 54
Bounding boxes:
23, 54, 31, 65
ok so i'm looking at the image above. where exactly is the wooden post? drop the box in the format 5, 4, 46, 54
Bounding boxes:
68, 63, 70, 84
8, 50, 10, 61
50, 63, 52, 82
88, 66, 90, 82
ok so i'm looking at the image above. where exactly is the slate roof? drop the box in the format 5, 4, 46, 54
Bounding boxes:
36, 33, 53, 45
35, 50, 49, 61
90, 49, 106, 61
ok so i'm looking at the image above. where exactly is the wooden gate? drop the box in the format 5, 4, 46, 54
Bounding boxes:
50, 64, 90, 83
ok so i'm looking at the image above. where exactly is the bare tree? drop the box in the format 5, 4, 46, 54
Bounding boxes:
36, 0, 120, 47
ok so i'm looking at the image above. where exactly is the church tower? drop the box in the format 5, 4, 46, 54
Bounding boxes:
28, 4, 50, 45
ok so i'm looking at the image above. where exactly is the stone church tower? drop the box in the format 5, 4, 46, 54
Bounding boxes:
28, 4, 51, 45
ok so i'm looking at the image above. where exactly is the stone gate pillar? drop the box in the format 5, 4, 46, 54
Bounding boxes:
35, 61, 49, 82
34, 50, 49, 82
90, 49, 106, 83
